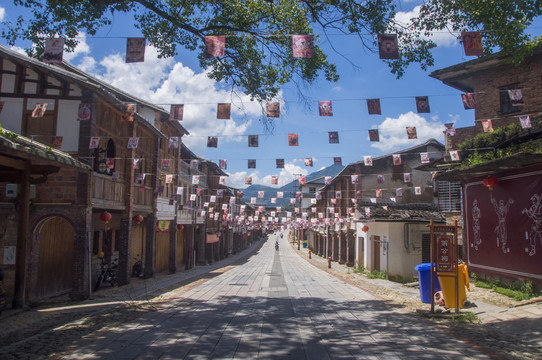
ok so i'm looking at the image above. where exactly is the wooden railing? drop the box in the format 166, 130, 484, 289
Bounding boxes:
92, 173, 125, 206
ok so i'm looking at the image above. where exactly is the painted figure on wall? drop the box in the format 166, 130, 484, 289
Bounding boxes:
522, 194, 542, 256
492, 197, 514, 254
472, 199, 482, 250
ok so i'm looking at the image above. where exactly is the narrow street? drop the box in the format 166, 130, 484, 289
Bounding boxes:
1, 231, 494, 360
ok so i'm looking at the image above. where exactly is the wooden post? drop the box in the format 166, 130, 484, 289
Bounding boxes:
13, 164, 30, 308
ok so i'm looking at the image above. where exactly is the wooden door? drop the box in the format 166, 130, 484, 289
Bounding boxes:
130, 224, 146, 270
176, 229, 184, 267
372, 235, 380, 271
155, 231, 170, 273
36, 217, 74, 299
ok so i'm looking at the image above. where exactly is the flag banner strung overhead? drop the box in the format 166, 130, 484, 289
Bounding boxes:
205, 36, 226, 58
77, 103, 91, 121
318, 101, 333, 116
415, 96, 430, 113
89, 137, 100, 149
219, 159, 227, 169
445, 122, 456, 136
219, 176, 227, 185
377, 174, 384, 184
156, 220, 170, 233
351, 175, 359, 184
127, 137, 139, 149
406, 126, 417, 139
121, 103, 135, 122
335, 191, 341, 199
165, 174, 173, 184
325, 176, 332, 185
377, 34, 399, 59
288, 133, 299, 146
508, 89, 525, 107
276, 159, 284, 168
133, 158, 142, 170
461, 32, 483, 56
277, 191, 283, 198
450, 150, 460, 161
112, 172, 119, 181
328, 131, 339, 144
292, 35, 313, 58
393, 154, 402, 165
44, 38, 65, 63
207, 136, 218, 147
217, 103, 231, 119
32, 103, 48, 118
258, 191, 264, 198
304, 158, 313, 167
191, 160, 199, 169
248, 159, 256, 168
266, 102, 280, 118
126, 37, 146, 63
161, 159, 170, 170
169, 104, 184, 121
376, 189, 382, 198
461, 93, 475, 109
192, 175, 200, 185
396, 188, 403, 197
245, 176, 252, 185
169, 137, 179, 149
334, 157, 342, 166
366, 99, 381, 115
248, 135, 259, 147
482, 119, 494, 132
271, 176, 278, 185
368, 129, 380, 142
364, 155, 373, 166
53, 136, 63, 149
404, 173, 411, 182
420, 152, 430, 164
415, 187, 422, 195
520, 115, 532, 129
137, 173, 146, 181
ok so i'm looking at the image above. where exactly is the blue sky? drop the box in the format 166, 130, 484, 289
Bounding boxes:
1, 2, 541, 189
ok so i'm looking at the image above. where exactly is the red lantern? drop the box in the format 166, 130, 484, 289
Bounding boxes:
133, 214, 144, 224
100, 211, 112, 224
483, 176, 498, 190
362, 225, 369, 232
177, 224, 184, 231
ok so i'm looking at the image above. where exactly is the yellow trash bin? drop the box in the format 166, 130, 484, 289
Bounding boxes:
437, 262, 470, 309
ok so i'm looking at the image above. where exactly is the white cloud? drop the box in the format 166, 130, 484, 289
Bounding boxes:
370, 111, 444, 153
0, 7, 5, 21
395, 5, 457, 47
63, 33, 90, 61
74, 45, 258, 151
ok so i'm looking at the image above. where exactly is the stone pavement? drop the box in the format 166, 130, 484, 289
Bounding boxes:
292, 240, 542, 358
0, 233, 541, 359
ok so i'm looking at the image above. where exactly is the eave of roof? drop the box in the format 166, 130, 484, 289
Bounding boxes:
435, 152, 542, 182
0, 131, 91, 170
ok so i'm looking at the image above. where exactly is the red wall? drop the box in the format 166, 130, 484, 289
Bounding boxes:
464, 164, 542, 284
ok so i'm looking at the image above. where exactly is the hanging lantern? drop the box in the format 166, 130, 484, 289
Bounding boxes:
483, 176, 498, 190
133, 214, 144, 224
483, 176, 498, 200
100, 211, 112, 223
362, 225, 369, 232
177, 224, 184, 231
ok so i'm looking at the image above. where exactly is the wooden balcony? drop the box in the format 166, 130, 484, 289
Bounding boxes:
92, 173, 125, 210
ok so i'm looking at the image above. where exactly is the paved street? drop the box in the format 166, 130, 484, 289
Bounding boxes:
27, 231, 491, 360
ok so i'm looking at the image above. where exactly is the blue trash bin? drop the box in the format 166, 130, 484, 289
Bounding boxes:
414, 263, 441, 303
302, 242, 307, 248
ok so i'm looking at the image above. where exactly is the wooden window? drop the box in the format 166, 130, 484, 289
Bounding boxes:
499, 85, 521, 114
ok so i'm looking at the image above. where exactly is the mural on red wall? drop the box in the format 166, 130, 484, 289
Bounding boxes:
464, 168, 542, 280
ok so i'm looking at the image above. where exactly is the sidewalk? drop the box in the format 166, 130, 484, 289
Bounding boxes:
0, 239, 265, 343
292, 240, 542, 355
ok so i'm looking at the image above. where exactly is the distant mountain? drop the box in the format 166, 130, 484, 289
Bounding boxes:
241, 164, 344, 207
